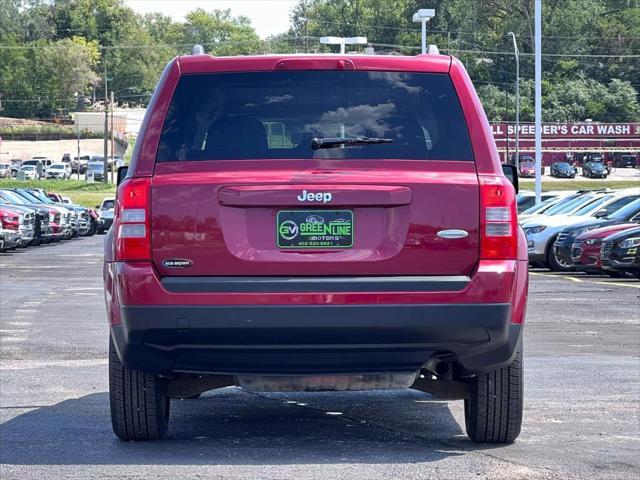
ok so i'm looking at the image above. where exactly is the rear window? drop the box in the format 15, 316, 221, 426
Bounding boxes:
156, 71, 473, 162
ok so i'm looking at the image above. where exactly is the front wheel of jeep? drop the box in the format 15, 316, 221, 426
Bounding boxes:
109, 337, 170, 441
464, 341, 523, 444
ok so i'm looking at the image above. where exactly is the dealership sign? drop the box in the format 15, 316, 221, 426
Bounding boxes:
491, 122, 640, 138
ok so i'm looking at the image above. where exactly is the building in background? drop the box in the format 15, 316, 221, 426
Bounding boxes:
492, 122, 640, 166
74, 109, 146, 136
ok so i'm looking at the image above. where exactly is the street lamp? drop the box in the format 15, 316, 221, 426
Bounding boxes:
508, 32, 520, 170
413, 9, 435, 54
534, 0, 542, 204
319, 36, 367, 54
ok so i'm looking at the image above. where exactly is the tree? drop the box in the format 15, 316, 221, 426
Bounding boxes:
1, 36, 99, 117
179, 9, 264, 56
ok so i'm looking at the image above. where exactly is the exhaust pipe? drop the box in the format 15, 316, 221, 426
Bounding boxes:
424, 358, 450, 377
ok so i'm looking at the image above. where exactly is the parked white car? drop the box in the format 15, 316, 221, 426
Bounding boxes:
46, 163, 72, 180
18, 165, 38, 180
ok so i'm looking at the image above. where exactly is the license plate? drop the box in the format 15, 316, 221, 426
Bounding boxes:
277, 210, 353, 249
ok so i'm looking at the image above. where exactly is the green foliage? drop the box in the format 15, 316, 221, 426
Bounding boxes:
0, 178, 116, 192
180, 9, 264, 55
0, 124, 102, 138
0, 177, 116, 206
0, 0, 265, 118
521, 180, 640, 191
290, 0, 640, 122
478, 78, 640, 123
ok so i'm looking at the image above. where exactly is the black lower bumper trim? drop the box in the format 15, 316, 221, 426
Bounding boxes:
161, 275, 470, 293
112, 303, 521, 376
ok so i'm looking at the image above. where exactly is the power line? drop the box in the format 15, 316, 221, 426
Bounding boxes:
1, 39, 638, 59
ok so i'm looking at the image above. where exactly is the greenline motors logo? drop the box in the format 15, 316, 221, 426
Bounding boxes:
279, 220, 299, 240
277, 210, 353, 248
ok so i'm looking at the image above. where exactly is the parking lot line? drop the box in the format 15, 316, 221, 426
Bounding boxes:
530, 271, 584, 282
530, 271, 640, 288
592, 281, 640, 289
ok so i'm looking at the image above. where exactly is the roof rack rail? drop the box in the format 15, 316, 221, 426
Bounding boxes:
192, 44, 205, 55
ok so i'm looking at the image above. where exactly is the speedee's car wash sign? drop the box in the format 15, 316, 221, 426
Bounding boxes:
491, 122, 640, 138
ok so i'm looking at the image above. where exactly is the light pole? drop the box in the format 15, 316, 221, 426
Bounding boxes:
413, 9, 435, 54
534, 0, 542, 204
103, 58, 109, 184
74, 125, 81, 181
508, 32, 520, 170
319, 36, 367, 54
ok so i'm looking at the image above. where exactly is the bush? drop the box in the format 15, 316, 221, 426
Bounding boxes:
0, 125, 103, 140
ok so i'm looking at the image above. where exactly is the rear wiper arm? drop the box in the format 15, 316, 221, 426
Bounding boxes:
310, 136, 393, 150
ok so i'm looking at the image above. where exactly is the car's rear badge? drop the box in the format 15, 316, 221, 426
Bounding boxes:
162, 259, 193, 269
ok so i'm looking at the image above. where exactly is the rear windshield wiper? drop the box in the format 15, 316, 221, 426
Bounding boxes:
310, 136, 393, 150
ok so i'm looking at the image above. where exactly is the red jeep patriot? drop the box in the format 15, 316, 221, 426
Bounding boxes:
104, 51, 528, 443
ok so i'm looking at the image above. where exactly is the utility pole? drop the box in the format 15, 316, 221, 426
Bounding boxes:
110, 90, 114, 184
534, 0, 542, 203
302, 0, 308, 53
103, 59, 109, 183
508, 32, 520, 170
76, 129, 81, 181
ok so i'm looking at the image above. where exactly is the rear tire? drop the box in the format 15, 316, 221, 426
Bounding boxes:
82, 220, 96, 237
109, 336, 170, 441
464, 341, 523, 444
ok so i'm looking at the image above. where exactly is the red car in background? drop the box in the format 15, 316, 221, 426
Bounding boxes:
572, 223, 638, 274
519, 160, 536, 178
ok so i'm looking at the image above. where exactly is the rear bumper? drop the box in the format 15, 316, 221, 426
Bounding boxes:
111, 303, 521, 376
105, 260, 528, 377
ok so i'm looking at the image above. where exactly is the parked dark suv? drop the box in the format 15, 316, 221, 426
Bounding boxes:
612, 154, 638, 169
104, 52, 528, 443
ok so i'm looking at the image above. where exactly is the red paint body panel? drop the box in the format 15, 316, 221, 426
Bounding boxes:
150, 160, 480, 277
178, 53, 452, 75
104, 259, 518, 317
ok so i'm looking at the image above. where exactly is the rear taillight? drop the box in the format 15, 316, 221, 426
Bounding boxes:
479, 175, 517, 260
115, 177, 151, 261
1, 215, 20, 230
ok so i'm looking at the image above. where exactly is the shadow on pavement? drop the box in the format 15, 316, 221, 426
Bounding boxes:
0, 387, 489, 465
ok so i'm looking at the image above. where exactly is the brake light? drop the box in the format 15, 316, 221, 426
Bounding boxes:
479, 175, 517, 260
1, 215, 20, 230
115, 177, 151, 261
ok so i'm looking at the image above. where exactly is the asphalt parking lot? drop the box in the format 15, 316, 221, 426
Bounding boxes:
1, 235, 638, 480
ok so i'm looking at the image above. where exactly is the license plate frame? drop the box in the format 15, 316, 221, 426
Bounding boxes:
277, 210, 354, 249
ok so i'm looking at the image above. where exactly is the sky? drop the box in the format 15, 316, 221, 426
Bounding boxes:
124, 0, 298, 38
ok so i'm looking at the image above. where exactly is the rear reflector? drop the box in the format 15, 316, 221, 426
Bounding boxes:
479, 175, 517, 260
485, 223, 512, 237
119, 223, 146, 238
485, 207, 511, 222
121, 209, 146, 223
114, 178, 151, 261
